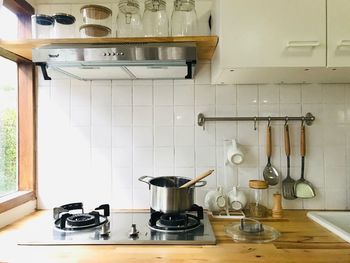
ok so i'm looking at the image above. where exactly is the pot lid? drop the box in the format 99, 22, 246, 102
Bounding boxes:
225, 218, 280, 243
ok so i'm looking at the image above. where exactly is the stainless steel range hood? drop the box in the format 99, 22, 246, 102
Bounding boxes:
32, 43, 197, 81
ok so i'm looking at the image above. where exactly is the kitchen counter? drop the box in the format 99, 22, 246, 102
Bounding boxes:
0, 210, 349, 262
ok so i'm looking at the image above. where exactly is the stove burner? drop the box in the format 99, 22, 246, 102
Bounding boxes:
148, 204, 204, 233
159, 214, 187, 227
66, 214, 96, 227
53, 203, 110, 231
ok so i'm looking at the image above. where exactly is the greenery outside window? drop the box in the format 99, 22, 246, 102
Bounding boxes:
0, 0, 35, 213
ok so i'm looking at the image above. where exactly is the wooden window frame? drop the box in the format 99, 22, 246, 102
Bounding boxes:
0, 0, 35, 213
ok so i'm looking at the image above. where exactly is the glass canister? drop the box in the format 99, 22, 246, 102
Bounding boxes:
52, 13, 76, 38
117, 0, 143, 37
171, 0, 198, 36
79, 24, 111, 38
143, 0, 169, 37
80, 5, 112, 28
248, 180, 269, 218
31, 14, 54, 39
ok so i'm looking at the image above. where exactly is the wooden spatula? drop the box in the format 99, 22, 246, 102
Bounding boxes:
179, 169, 214, 188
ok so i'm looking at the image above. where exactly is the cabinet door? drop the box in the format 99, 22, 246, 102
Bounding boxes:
327, 0, 350, 67
217, 0, 326, 68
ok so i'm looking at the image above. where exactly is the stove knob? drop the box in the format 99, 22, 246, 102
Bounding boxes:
129, 224, 139, 238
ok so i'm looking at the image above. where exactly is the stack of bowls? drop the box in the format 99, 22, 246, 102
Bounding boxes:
79, 5, 112, 38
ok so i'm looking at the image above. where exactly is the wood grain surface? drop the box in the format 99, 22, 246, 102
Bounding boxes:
0, 210, 349, 262
0, 36, 219, 61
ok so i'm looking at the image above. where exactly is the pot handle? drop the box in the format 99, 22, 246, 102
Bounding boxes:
193, 180, 207, 188
138, 175, 154, 185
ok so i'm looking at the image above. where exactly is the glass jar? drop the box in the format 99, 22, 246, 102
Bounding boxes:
248, 180, 269, 218
171, 0, 198, 36
31, 14, 54, 39
143, 0, 169, 37
79, 24, 111, 38
80, 5, 112, 28
117, 0, 143, 37
52, 13, 76, 38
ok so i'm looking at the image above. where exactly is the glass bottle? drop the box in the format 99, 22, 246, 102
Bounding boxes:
248, 180, 269, 218
171, 0, 198, 36
143, 0, 169, 37
117, 0, 143, 37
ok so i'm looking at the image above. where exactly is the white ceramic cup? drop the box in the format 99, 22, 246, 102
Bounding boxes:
227, 139, 244, 165
204, 187, 227, 212
227, 186, 247, 211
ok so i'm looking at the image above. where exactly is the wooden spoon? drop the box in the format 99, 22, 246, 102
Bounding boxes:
179, 169, 214, 188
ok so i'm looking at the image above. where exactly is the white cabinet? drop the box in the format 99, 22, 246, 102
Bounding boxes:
327, 0, 350, 67
212, 0, 327, 84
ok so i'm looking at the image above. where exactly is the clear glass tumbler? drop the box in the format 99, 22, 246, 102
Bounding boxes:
117, 0, 143, 37
143, 0, 169, 37
171, 0, 198, 36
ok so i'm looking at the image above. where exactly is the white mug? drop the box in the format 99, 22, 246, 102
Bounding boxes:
204, 187, 227, 212
227, 139, 244, 165
227, 186, 247, 211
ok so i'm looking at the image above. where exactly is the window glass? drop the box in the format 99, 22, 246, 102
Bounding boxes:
0, 57, 18, 197
0, 1, 19, 198
0, 6, 18, 39
0, 62, 18, 195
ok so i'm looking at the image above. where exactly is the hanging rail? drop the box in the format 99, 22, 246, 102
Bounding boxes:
197, 112, 315, 128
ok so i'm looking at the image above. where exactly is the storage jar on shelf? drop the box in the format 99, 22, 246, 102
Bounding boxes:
171, 0, 198, 36
31, 14, 54, 39
52, 13, 76, 38
143, 0, 169, 37
117, 0, 143, 37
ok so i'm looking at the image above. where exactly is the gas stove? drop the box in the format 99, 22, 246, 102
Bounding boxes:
19, 203, 216, 245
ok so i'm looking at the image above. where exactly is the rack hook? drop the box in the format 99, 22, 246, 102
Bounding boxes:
284, 116, 289, 126
267, 117, 271, 127
253, 116, 257, 130
301, 117, 305, 127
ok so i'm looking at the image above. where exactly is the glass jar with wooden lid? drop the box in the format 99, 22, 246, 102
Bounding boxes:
80, 5, 112, 28
248, 180, 269, 218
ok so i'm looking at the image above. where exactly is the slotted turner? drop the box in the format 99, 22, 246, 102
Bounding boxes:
282, 123, 296, 200
294, 122, 316, 198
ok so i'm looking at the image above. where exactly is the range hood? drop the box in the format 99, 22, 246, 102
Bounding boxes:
32, 43, 197, 80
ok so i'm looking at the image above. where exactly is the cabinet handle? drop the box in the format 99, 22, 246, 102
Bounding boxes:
287, 41, 320, 48
338, 40, 350, 47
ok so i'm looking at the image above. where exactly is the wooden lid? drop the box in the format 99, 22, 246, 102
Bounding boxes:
249, 180, 268, 189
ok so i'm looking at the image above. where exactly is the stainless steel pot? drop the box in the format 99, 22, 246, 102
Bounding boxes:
138, 176, 207, 214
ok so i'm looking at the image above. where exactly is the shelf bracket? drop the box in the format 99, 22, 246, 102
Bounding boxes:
36, 63, 51, 80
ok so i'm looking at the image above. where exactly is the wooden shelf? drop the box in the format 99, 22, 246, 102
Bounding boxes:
0, 36, 218, 61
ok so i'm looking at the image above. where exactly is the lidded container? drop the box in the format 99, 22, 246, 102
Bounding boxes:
117, 0, 143, 37
79, 25, 111, 38
80, 5, 112, 28
80, 5, 113, 38
52, 13, 76, 38
143, 0, 169, 37
248, 180, 269, 218
171, 0, 198, 36
31, 14, 54, 39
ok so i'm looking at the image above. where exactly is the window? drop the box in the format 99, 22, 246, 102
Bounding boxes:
0, 57, 18, 197
0, 0, 35, 212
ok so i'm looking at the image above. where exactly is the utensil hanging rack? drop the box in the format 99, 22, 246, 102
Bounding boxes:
197, 112, 315, 130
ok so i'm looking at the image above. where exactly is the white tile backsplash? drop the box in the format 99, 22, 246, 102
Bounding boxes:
37, 67, 350, 210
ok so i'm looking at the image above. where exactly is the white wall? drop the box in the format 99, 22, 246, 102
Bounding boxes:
34, 0, 350, 211
36, 62, 350, 210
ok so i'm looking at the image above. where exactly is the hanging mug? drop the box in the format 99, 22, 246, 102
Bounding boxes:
227, 139, 244, 165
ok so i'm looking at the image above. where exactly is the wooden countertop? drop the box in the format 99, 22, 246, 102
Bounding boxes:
0, 36, 218, 61
0, 210, 349, 262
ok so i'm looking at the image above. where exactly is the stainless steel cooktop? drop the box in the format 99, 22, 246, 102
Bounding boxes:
19, 212, 216, 245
